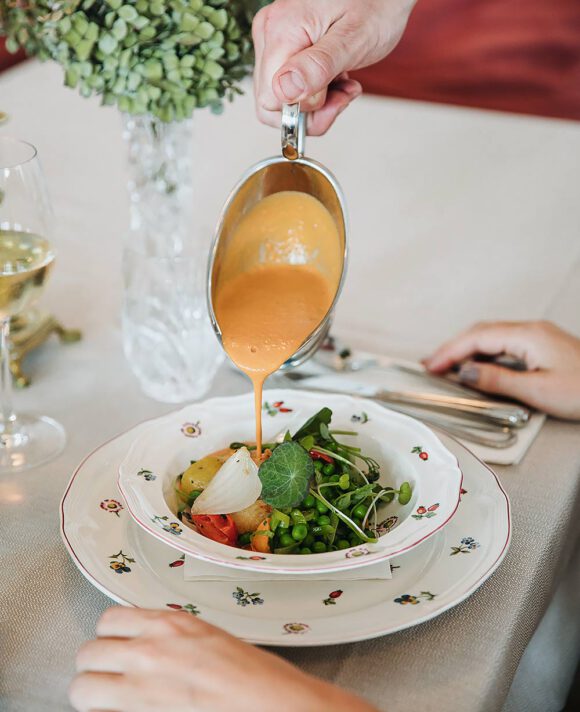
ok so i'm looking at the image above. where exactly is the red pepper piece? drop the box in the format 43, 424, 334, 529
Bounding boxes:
191, 514, 238, 547
309, 449, 334, 463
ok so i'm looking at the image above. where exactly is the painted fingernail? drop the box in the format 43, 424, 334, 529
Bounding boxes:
458, 362, 480, 386
278, 71, 305, 101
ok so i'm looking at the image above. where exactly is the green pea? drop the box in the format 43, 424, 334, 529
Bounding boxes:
398, 481, 412, 505
316, 515, 331, 526
352, 504, 368, 521
326, 442, 338, 453
279, 533, 295, 548
350, 536, 361, 547
315, 500, 329, 515
303, 533, 315, 548
302, 494, 316, 508
291, 524, 308, 542
300, 547, 312, 555
353, 518, 363, 529
312, 541, 327, 553
330, 474, 340, 483
323, 463, 335, 476
313, 459, 324, 472
337, 539, 350, 550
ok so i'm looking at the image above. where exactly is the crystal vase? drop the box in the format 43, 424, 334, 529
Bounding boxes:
121, 115, 223, 403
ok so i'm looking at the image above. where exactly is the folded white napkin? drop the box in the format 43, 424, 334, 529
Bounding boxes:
184, 556, 392, 581
285, 352, 545, 466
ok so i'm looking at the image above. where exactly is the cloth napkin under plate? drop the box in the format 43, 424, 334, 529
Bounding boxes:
281, 352, 545, 466
183, 556, 393, 582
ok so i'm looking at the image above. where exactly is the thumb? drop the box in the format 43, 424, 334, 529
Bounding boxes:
273, 30, 355, 103
458, 361, 542, 405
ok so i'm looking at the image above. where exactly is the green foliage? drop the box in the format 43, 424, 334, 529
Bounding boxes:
0, 1, 270, 121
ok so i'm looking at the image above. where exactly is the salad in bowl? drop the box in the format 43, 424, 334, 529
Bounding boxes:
176, 407, 413, 556
118, 390, 463, 574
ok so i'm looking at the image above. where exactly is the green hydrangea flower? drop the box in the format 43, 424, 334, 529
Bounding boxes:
1, 1, 269, 121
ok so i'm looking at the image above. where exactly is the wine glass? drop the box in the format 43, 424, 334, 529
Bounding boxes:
0, 137, 65, 472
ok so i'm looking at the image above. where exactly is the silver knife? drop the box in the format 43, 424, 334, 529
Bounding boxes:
282, 373, 530, 428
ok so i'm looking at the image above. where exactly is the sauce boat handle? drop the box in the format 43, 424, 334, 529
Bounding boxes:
281, 103, 306, 160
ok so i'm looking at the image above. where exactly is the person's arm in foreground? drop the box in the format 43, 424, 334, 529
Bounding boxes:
253, 0, 417, 134
424, 321, 580, 420
70, 607, 379, 712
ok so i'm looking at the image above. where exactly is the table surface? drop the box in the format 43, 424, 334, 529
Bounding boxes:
1, 60, 580, 712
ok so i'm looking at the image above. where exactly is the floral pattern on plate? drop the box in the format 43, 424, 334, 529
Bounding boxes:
232, 587, 264, 607
283, 623, 310, 635
394, 591, 436, 605
152, 515, 182, 536
137, 469, 156, 481
100, 499, 123, 516
166, 603, 200, 616
323, 590, 343, 606
263, 400, 293, 416
181, 421, 201, 438
373, 516, 398, 536
411, 446, 429, 461
412, 504, 439, 520
450, 537, 480, 555
345, 545, 370, 558
109, 550, 135, 574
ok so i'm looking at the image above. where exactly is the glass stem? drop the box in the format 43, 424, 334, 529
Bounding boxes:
0, 318, 16, 435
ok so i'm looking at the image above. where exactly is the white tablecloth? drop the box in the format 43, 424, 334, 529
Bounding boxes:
1, 60, 579, 712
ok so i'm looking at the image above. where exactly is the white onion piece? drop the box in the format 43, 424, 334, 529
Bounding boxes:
190, 447, 262, 515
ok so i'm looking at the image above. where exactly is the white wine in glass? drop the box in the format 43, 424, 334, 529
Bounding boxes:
0, 137, 65, 472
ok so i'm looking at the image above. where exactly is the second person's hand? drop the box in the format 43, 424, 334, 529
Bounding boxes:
252, 0, 417, 135
423, 321, 580, 420
70, 607, 380, 712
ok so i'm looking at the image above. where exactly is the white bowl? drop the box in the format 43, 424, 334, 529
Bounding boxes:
118, 389, 463, 574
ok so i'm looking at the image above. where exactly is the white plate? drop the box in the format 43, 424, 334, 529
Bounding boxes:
61, 421, 510, 646
118, 390, 463, 573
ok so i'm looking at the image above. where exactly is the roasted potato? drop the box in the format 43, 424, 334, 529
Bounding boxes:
231, 500, 272, 534
180, 455, 223, 495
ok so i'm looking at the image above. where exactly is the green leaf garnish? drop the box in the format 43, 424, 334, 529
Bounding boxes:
299, 434, 315, 452
258, 442, 314, 509
398, 481, 412, 505
292, 407, 332, 441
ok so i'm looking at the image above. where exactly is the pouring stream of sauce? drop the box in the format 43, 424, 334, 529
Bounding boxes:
214, 191, 341, 456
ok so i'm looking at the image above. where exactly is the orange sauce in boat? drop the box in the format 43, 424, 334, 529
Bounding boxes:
213, 191, 340, 456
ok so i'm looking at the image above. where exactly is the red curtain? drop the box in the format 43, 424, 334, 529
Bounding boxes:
0, 37, 26, 72
352, 0, 580, 121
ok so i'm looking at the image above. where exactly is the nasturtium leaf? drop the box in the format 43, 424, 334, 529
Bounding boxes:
292, 407, 333, 442
258, 442, 314, 509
